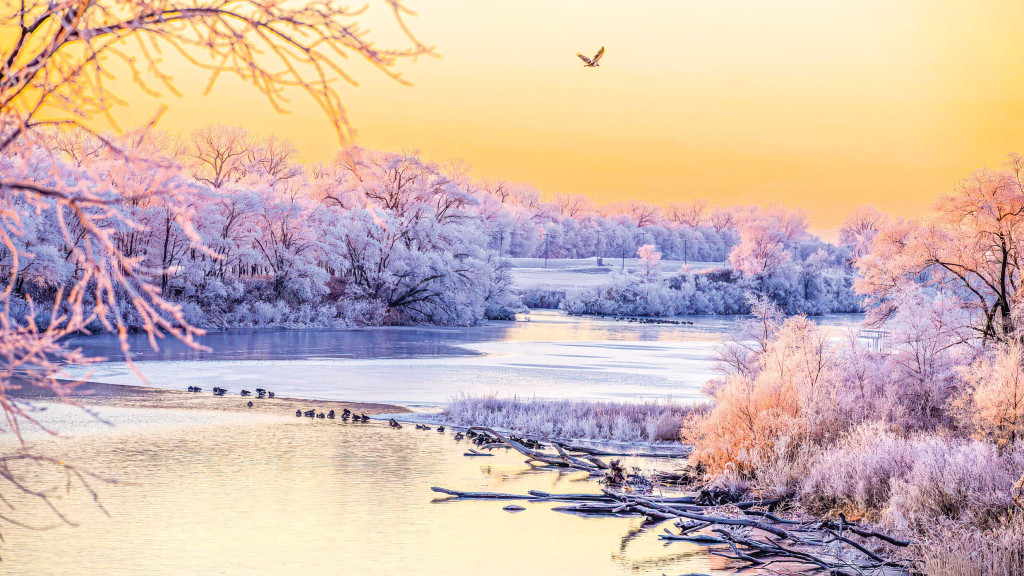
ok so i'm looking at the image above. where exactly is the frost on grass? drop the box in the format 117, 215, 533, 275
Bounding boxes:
435, 395, 702, 443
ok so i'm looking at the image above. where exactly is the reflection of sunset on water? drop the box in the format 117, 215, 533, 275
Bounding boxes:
3, 410, 719, 575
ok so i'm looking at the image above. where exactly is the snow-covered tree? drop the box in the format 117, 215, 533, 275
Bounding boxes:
857, 154, 1024, 342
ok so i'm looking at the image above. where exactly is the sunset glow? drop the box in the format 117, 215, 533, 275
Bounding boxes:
7, 1, 1024, 571
91, 0, 1024, 228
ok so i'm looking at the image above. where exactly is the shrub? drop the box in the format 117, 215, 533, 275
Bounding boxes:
918, 519, 1024, 576
799, 424, 1023, 531
885, 437, 1017, 532
955, 343, 1024, 445
800, 423, 917, 518
518, 287, 567, 309
683, 315, 845, 474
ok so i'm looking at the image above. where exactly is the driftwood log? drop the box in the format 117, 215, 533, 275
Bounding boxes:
433, 428, 918, 576
432, 483, 916, 575
466, 426, 607, 472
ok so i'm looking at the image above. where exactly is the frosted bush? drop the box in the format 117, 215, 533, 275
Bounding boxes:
955, 343, 1024, 445
684, 315, 849, 474
800, 423, 915, 516
919, 520, 1024, 576
648, 412, 685, 442
751, 435, 813, 499
517, 287, 566, 310
885, 437, 1015, 532
560, 258, 857, 318
435, 396, 699, 443
799, 424, 1022, 531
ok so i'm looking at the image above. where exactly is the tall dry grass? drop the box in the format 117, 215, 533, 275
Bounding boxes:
437, 395, 703, 442
919, 520, 1024, 576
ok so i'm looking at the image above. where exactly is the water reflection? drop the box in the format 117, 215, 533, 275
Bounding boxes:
63, 311, 864, 408
67, 310, 864, 362
6, 312, 868, 574
65, 325, 485, 362
4, 416, 732, 576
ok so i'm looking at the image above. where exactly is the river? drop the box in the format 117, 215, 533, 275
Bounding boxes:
63, 310, 863, 409
3, 310, 863, 575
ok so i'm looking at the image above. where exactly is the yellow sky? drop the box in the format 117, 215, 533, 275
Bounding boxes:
96, 0, 1024, 228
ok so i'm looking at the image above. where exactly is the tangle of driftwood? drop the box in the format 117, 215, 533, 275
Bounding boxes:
433, 428, 919, 576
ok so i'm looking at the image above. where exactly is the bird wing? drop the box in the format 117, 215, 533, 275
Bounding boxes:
577, 53, 593, 65
592, 46, 605, 63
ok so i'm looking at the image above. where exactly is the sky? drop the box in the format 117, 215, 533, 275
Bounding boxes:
96, 0, 1024, 229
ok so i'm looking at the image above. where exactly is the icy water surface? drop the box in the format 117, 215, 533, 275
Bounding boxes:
65, 310, 863, 408
4, 407, 730, 576
7, 312, 863, 575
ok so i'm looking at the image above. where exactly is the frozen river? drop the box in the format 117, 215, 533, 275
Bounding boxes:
6, 310, 865, 576
66, 310, 863, 409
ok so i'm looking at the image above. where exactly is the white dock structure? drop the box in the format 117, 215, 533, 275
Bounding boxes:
857, 329, 891, 353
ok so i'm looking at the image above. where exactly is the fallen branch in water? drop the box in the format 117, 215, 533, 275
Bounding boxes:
558, 442, 691, 459
430, 487, 533, 500
431, 427, 919, 575
467, 426, 606, 472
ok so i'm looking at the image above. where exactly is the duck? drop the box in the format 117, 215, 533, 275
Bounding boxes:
317, 412, 326, 419
295, 409, 302, 417
213, 387, 227, 396
454, 432, 465, 442
255, 388, 266, 398
247, 401, 254, 408
389, 418, 402, 429
437, 426, 445, 433
304, 409, 316, 418
327, 410, 336, 419
268, 391, 275, 398
342, 408, 352, 419
360, 414, 370, 422
240, 389, 252, 397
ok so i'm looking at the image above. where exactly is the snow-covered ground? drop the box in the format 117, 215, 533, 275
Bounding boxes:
0, 401, 280, 442
63, 310, 862, 410
507, 257, 726, 290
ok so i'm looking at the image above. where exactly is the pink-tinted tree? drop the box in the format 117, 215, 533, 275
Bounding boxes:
857, 154, 1024, 341
0, 0, 429, 532
838, 205, 886, 261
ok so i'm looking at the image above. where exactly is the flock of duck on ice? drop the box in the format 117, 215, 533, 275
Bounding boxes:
181, 385, 540, 449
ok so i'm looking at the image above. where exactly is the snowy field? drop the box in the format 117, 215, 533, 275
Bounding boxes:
64, 310, 862, 410
507, 257, 727, 289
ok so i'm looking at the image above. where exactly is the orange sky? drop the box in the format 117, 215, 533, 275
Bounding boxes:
96, 0, 1024, 229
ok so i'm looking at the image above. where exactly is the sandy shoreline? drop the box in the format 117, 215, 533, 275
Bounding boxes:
13, 380, 411, 417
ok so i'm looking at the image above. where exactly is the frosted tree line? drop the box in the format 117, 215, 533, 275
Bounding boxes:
559, 203, 863, 317
1, 124, 870, 329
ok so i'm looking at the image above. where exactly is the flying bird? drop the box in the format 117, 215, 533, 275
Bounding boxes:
577, 46, 605, 68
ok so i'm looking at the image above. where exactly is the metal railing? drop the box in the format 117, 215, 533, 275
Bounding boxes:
857, 329, 891, 353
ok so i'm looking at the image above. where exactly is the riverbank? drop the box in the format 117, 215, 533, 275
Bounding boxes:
11, 380, 409, 423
